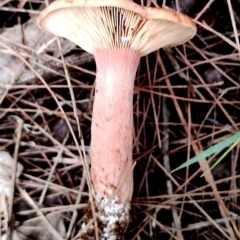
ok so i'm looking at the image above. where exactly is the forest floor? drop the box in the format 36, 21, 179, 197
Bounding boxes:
0, 0, 240, 239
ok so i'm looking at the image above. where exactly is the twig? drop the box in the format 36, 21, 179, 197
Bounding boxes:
6, 117, 23, 240
16, 185, 66, 240
162, 97, 183, 239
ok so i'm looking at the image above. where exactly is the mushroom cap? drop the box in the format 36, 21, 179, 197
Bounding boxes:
38, 0, 196, 56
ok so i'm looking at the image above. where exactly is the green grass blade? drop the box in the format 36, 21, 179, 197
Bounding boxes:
171, 132, 240, 173
201, 138, 240, 177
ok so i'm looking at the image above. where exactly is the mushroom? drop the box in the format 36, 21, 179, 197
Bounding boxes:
38, 0, 196, 238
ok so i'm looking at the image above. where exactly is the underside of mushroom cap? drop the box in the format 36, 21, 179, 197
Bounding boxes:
38, 0, 196, 56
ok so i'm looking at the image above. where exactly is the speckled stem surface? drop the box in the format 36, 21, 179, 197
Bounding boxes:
91, 49, 140, 203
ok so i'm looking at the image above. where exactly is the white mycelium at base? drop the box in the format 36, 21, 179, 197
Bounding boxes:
81, 194, 130, 240
96, 194, 130, 239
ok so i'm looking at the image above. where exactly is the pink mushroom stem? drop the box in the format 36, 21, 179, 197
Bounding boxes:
91, 49, 140, 203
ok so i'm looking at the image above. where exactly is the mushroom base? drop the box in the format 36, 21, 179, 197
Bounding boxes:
80, 194, 130, 240
91, 49, 140, 203
96, 194, 130, 239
